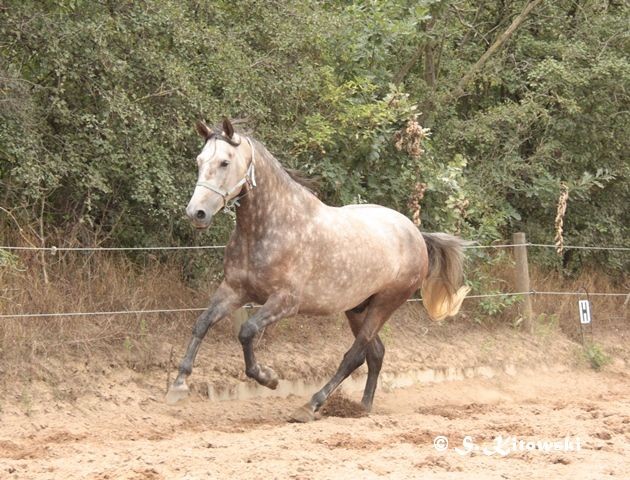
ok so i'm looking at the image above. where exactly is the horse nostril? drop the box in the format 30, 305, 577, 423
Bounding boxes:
195, 210, 206, 220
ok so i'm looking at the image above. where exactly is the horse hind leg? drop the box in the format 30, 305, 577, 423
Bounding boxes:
362, 335, 385, 411
290, 297, 397, 423
345, 308, 385, 412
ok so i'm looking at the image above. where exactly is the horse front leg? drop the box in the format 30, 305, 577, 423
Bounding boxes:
238, 292, 299, 389
166, 281, 242, 404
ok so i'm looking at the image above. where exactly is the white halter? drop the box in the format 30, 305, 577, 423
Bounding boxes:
195, 137, 257, 208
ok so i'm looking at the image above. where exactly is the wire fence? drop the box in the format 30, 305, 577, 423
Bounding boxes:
0, 245, 225, 252
2, 243, 630, 252
1, 291, 627, 320
1, 241, 627, 320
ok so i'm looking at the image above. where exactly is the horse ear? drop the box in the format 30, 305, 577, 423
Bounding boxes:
196, 120, 211, 139
222, 117, 235, 139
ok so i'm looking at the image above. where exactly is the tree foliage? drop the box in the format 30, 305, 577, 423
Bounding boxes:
1, 0, 628, 273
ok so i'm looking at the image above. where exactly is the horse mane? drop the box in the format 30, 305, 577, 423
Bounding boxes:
283, 167, 320, 196
206, 121, 320, 195
242, 131, 319, 196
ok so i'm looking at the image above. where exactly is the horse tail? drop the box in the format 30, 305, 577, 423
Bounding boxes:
421, 232, 471, 321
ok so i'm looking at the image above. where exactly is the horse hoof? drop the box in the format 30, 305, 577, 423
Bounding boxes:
289, 404, 316, 423
259, 366, 279, 390
165, 382, 189, 405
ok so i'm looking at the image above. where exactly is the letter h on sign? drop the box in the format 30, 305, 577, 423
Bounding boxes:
578, 299, 591, 325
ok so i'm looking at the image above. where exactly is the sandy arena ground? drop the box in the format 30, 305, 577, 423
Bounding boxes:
0, 312, 628, 479
0, 365, 628, 479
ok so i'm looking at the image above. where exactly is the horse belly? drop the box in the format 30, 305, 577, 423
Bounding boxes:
298, 250, 415, 315
298, 274, 376, 315
298, 207, 426, 315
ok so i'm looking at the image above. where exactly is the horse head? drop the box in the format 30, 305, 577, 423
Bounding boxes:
186, 117, 255, 229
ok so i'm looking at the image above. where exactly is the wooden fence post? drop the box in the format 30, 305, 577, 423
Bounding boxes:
232, 308, 249, 338
513, 232, 534, 333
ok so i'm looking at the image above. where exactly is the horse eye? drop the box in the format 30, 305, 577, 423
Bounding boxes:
220, 160, 230, 167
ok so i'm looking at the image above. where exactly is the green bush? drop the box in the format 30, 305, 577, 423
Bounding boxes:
584, 343, 611, 370
1, 1, 627, 276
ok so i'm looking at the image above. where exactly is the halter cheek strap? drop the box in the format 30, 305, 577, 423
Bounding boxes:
195, 137, 257, 208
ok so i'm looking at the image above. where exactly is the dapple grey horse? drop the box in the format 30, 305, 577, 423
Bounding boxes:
166, 118, 469, 422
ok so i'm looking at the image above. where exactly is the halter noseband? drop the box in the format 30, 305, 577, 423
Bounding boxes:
195, 137, 257, 208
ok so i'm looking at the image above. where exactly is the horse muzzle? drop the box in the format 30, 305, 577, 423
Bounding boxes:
186, 204, 213, 229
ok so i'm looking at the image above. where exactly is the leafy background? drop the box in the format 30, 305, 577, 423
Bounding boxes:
1, 0, 628, 274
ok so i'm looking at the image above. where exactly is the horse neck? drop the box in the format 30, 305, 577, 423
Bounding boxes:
235, 145, 314, 236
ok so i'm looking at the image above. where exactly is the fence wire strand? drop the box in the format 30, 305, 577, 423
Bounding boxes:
2, 243, 630, 252
1, 290, 627, 319
528, 243, 630, 252
0, 245, 225, 252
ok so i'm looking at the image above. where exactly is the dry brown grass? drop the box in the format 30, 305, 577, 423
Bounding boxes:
464, 252, 628, 340
0, 247, 234, 391
1, 237, 627, 396
528, 267, 628, 339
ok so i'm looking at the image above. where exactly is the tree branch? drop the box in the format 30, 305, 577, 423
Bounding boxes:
449, 0, 544, 100
393, 44, 424, 86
